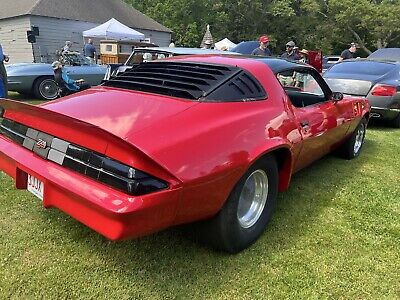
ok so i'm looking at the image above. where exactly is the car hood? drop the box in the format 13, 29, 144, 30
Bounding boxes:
41, 86, 199, 139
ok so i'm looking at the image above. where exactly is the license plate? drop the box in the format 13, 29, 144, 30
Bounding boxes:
27, 174, 44, 201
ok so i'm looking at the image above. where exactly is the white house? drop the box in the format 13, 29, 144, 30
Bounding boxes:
0, 0, 172, 63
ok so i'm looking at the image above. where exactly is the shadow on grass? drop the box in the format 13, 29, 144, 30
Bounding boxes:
35, 135, 380, 296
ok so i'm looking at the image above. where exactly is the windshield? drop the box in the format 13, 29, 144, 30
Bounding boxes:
63, 53, 91, 66
326, 61, 395, 76
126, 51, 174, 66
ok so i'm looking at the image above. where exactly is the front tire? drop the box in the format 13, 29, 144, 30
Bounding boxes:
33, 77, 58, 100
339, 117, 367, 159
201, 155, 279, 253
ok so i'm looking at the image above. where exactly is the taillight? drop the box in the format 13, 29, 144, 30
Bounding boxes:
371, 85, 397, 96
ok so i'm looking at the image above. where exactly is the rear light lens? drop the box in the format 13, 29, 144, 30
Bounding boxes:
371, 85, 397, 96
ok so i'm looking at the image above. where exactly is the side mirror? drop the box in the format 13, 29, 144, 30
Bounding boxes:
332, 91, 344, 101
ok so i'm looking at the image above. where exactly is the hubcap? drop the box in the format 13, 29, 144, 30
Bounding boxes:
39, 79, 58, 100
237, 169, 269, 228
353, 123, 365, 155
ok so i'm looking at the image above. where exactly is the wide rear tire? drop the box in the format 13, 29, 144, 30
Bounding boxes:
200, 155, 279, 253
391, 113, 400, 128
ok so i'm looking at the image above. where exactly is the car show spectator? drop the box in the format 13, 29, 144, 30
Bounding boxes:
62, 41, 72, 54
251, 35, 272, 56
298, 49, 309, 63
281, 41, 300, 61
202, 40, 213, 49
0, 42, 9, 98
339, 42, 357, 61
52, 61, 90, 97
83, 38, 96, 63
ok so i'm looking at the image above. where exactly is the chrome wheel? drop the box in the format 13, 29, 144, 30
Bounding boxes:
353, 122, 365, 155
237, 169, 269, 228
39, 79, 58, 100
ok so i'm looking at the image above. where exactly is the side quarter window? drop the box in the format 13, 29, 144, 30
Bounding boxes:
277, 69, 327, 108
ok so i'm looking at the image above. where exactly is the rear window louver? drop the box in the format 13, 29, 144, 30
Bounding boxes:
103, 62, 266, 102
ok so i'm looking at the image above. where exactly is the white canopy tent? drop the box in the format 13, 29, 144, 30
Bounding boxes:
82, 18, 145, 41
214, 38, 237, 51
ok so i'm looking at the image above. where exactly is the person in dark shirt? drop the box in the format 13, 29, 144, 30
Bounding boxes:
251, 35, 272, 56
83, 39, 96, 63
339, 42, 357, 61
0, 43, 9, 98
281, 41, 300, 61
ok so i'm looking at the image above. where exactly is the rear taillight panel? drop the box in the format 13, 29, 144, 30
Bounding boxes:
0, 118, 168, 196
370, 85, 397, 97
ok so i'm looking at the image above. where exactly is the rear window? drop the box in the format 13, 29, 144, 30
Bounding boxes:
327, 61, 396, 76
368, 48, 400, 61
324, 78, 372, 96
104, 61, 266, 102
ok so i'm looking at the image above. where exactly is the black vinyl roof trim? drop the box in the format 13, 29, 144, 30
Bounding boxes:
103, 61, 267, 102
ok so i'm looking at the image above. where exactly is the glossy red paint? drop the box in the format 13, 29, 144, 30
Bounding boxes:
0, 55, 370, 240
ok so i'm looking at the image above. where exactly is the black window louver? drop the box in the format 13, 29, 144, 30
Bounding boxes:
103, 61, 267, 102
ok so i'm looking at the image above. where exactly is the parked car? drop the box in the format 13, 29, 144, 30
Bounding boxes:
368, 48, 400, 61
6, 52, 107, 100
103, 47, 239, 81
231, 41, 259, 54
323, 59, 400, 127
322, 55, 341, 73
0, 55, 369, 253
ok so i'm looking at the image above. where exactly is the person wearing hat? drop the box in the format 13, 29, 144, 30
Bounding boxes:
281, 41, 300, 61
251, 35, 272, 56
339, 42, 357, 61
298, 49, 309, 63
51, 61, 90, 97
202, 40, 213, 49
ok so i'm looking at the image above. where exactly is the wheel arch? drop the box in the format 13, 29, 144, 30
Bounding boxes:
251, 145, 293, 192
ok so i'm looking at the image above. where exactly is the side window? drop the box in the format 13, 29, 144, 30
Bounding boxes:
277, 70, 326, 107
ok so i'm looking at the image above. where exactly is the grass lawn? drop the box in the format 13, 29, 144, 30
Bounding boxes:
0, 100, 399, 298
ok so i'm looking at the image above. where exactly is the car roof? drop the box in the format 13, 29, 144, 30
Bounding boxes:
132, 47, 239, 55
368, 48, 400, 61
158, 54, 314, 73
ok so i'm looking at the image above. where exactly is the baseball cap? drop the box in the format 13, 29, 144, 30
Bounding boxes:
51, 61, 62, 70
286, 41, 295, 47
204, 40, 212, 45
259, 35, 269, 43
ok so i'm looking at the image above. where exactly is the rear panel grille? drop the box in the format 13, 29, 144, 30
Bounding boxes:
0, 118, 167, 195
104, 61, 267, 102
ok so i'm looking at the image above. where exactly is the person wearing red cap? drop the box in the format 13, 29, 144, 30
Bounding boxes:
251, 35, 272, 56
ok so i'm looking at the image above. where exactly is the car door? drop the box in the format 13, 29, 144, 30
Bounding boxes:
278, 68, 353, 171
63, 54, 107, 86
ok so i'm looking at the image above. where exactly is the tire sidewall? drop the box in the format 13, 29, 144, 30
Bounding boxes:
33, 77, 58, 100
351, 118, 367, 158
218, 155, 279, 252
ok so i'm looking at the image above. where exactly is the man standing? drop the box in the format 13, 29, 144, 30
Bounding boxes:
62, 41, 72, 54
83, 39, 96, 63
0, 43, 9, 98
339, 42, 357, 61
281, 41, 300, 61
251, 35, 272, 56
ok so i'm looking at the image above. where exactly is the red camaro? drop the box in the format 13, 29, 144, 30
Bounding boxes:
0, 56, 369, 253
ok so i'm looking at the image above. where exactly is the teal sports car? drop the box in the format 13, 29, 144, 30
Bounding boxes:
6, 53, 107, 100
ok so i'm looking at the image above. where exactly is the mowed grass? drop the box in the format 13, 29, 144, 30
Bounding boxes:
0, 107, 399, 298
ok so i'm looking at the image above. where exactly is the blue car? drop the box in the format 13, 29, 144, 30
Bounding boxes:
6, 52, 107, 100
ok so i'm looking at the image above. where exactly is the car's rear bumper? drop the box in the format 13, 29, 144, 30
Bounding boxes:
0, 135, 181, 240
370, 106, 400, 120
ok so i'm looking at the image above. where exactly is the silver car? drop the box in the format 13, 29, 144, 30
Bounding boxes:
323, 58, 400, 128
6, 52, 107, 100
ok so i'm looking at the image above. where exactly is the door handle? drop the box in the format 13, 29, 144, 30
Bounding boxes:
300, 120, 309, 127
